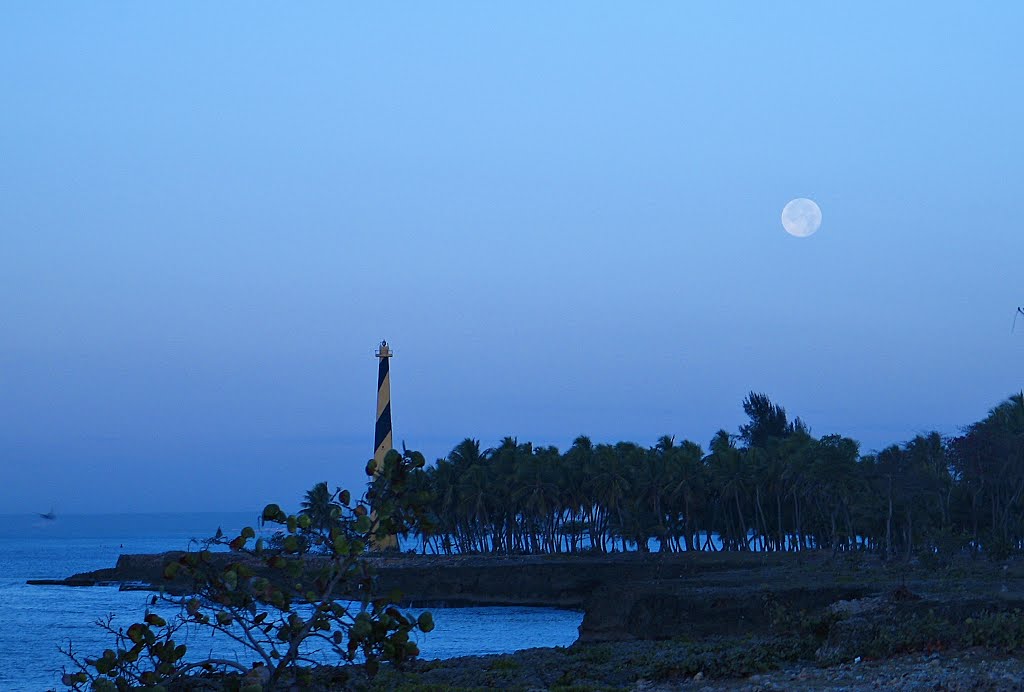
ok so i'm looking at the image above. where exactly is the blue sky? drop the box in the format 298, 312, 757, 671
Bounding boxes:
2, 3, 1023, 513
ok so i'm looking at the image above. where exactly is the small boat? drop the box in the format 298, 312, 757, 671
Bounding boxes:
37, 509, 56, 521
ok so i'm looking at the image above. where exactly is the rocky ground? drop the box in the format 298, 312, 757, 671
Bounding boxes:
174, 645, 1024, 691
352, 567, 1024, 691
703, 651, 1024, 691
356, 645, 1024, 691
41, 551, 1024, 690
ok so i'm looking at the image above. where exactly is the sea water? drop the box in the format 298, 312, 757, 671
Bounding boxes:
0, 514, 582, 692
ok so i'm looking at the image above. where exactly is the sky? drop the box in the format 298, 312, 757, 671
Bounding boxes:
2, 3, 1023, 514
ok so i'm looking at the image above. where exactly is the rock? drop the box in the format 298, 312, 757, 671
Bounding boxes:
579, 581, 868, 643
829, 596, 884, 616
816, 615, 876, 664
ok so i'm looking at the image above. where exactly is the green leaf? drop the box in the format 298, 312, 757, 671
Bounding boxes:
241, 526, 256, 540
418, 611, 435, 633
354, 515, 371, 534
62, 673, 89, 686
352, 614, 372, 639
262, 503, 281, 521
126, 623, 146, 644
94, 651, 115, 675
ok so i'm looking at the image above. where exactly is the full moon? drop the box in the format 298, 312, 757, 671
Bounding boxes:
781, 198, 822, 237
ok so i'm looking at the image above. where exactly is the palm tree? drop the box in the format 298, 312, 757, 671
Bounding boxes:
591, 443, 632, 552
300, 481, 341, 532
708, 430, 749, 549
514, 447, 561, 553
739, 392, 790, 447
560, 437, 593, 552
663, 440, 704, 551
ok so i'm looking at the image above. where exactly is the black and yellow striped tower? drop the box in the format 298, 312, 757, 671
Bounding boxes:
372, 340, 398, 550
374, 340, 394, 463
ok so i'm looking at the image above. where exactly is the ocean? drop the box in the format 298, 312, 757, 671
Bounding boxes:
0, 513, 582, 692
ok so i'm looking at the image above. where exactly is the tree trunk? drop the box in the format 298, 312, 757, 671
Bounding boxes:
885, 475, 894, 560
734, 491, 747, 550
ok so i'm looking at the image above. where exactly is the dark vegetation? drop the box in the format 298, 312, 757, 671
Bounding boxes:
59, 391, 1024, 690
358, 587, 1024, 691
400, 392, 1024, 560
62, 449, 435, 692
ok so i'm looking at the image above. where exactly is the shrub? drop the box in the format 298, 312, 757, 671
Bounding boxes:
61, 448, 433, 691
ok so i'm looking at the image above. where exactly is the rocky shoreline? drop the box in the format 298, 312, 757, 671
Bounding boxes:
363, 647, 1024, 691
32, 551, 1024, 689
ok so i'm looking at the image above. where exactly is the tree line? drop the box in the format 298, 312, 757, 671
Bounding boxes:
388, 392, 1024, 559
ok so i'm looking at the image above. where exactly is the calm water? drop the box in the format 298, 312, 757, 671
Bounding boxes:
0, 513, 582, 692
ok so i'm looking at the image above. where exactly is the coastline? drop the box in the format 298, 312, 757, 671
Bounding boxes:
31, 549, 1024, 641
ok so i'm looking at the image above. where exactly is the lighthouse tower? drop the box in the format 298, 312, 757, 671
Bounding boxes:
374, 340, 393, 464
372, 340, 398, 550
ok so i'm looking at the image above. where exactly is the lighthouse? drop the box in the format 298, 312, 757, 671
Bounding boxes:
372, 340, 398, 550
374, 340, 393, 465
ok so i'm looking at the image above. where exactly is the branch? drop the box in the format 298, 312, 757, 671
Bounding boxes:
168, 657, 250, 680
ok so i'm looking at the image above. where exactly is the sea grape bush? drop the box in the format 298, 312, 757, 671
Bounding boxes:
62, 448, 434, 691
